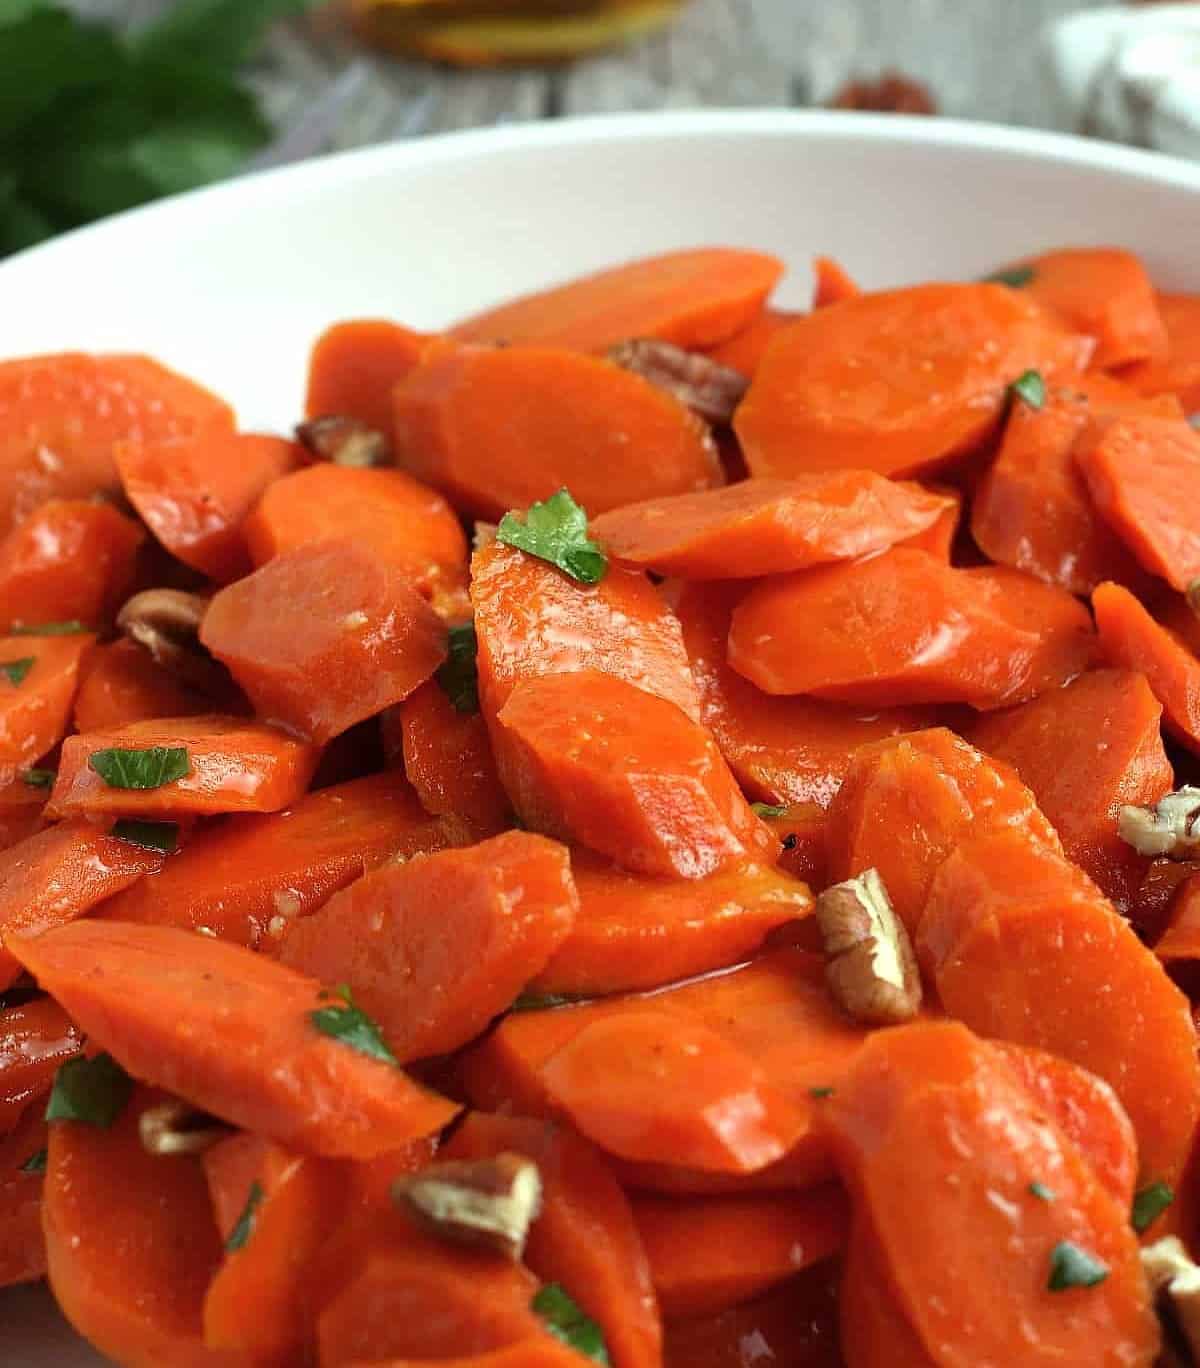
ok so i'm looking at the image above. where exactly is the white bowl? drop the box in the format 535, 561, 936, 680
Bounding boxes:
2, 108, 1200, 1364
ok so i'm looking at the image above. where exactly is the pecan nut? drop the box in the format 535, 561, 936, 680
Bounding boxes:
830, 71, 938, 116
294, 415, 391, 468
117, 588, 229, 697
607, 338, 749, 425
1118, 786, 1200, 858
816, 868, 922, 1025
1142, 1237, 1200, 1361
139, 1098, 231, 1156
395, 1153, 542, 1260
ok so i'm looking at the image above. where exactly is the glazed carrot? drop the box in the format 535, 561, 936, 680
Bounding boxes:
901, 483, 960, 560
243, 464, 469, 606
838, 1220, 951, 1368
305, 319, 431, 433
73, 638, 210, 732
0, 818, 166, 992
631, 1184, 848, 1317
43, 1086, 235, 1368
472, 538, 701, 723
728, 548, 1095, 708
337, 1344, 595, 1368
769, 803, 830, 889
396, 680, 510, 839
674, 579, 934, 807
0, 630, 94, 786
918, 830, 1200, 1186
102, 772, 460, 948
201, 539, 446, 744
734, 283, 1088, 480
826, 727, 1060, 934
48, 714, 319, 818
1093, 580, 1200, 755
822, 1020, 1159, 1365
1152, 874, 1200, 992
969, 669, 1174, 912
0, 499, 142, 633
589, 473, 955, 579
449, 248, 784, 352
446, 1112, 663, 1368
0, 998, 82, 1132
493, 670, 774, 878
529, 849, 813, 996
0, 1101, 48, 1287
203, 1132, 267, 1243
703, 308, 802, 379
281, 831, 578, 1061
1133, 856, 1200, 943
0, 778, 45, 853
1121, 292, 1200, 410
1019, 246, 1167, 369
812, 255, 861, 308
0, 352, 233, 529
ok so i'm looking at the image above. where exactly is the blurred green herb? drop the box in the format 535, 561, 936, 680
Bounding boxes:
0, 0, 316, 257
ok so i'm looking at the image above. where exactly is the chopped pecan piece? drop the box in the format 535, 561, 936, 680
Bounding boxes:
816, 868, 922, 1025
395, 1152, 542, 1260
1118, 786, 1200, 858
117, 588, 228, 696
139, 1098, 231, 1156
295, 414, 390, 467
607, 338, 749, 425
1142, 1237, 1200, 1362
830, 71, 938, 115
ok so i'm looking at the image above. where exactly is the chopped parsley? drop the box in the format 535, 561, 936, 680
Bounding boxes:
497, 489, 607, 585
1047, 1241, 1109, 1292
88, 745, 190, 790
19, 1148, 46, 1174
21, 768, 54, 789
45, 1053, 131, 1128
512, 991, 576, 1012
12, 620, 87, 636
309, 984, 397, 1066
751, 802, 788, 819
1009, 369, 1047, 410
532, 1283, 610, 1364
436, 621, 480, 714
983, 265, 1036, 288
111, 819, 179, 853
1028, 1181, 1056, 1202
0, 657, 34, 686
226, 1181, 264, 1253
808, 1086, 835, 1100
1132, 1181, 1174, 1234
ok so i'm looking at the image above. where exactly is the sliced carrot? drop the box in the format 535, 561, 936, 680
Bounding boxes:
201, 539, 446, 744
449, 248, 783, 353
918, 830, 1200, 1186
1134, 856, 1200, 944
493, 670, 774, 879
73, 638, 210, 732
0, 1100, 48, 1288
770, 803, 830, 890
48, 714, 318, 818
969, 668, 1174, 912
812, 255, 861, 308
0, 818, 165, 992
0, 778, 45, 853
446, 1112, 663, 1368
529, 848, 813, 997
734, 283, 1088, 480
632, 1184, 848, 1318
1153, 873, 1200, 993
0, 352, 233, 529
337, 1344, 595, 1368
827, 726, 1061, 935
305, 319, 431, 433
590, 473, 954, 578
281, 831, 577, 1061
728, 548, 1095, 708
203, 1132, 267, 1244
901, 483, 960, 560
12, 920, 458, 1158
1120, 291, 1200, 410
0, 998, 82, 1132
102, 772, 458, 948
0, 630, 93, 786
702, 308, 802, 379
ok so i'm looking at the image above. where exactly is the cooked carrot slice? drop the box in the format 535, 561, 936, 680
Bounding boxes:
338, 1344, 597, 1368
244, 463, 469, 605
48, 714, 318, 818
73, 639, 210, 732
103, 772, 459, 948
918, 831, 1200, 1186
1133, 856, 1200, 944
305, 318, 431, 433
0, 778, 45, 854
0, 998, 81, 1133
969, 668, 1173, 912
826, 727, 1061, 934
728, 548, 1095, 708
493, 670, 773, 879
0, 1101, 48, 1288
446, 1111, 663, 1368
203, 1131, 266, 1243
12, 921, 458, 1157
1152, 874, 1200, 993
43, 1085, 232, 1368
590, 473, 954, 579
1020, 246, 1167, 369
0, 352, 233, 529
200, 540, 446, 745
632, 1185, 848, 1318
449, 248, 783, 353
734, 283, 1088, 480
0, 631, 93, 786
1120, 291, 1200, 410
530, 848, 811, 997
281, 831, 577, 1061
822, 1021, 1159, 1364
901, 483, 960, 560
702, 308, 802, 379
769, 802, 830, 890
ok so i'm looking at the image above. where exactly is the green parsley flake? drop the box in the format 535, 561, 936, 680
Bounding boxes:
1132, 1181, 1174, 1234
532, 1283, 610, 1364
21, 768, 55, 789
12, 620, 86, 636
808, 1086, 835, 1100
436, 621, 480, 714
19, 1148, 46, 1174
0, 657, 34, 686
1047, 1241, 1109, 1292
309, 985, 397, 1066
512, 991, 576, 1012
497, 489, 607, 585
751, 802, 788, 818
45, 1053, 131, 1129
88, 745, 190, 790
983, 265, 1036, 288
111, 819, 179, 854
1028, 1181, 1056, 1202
226, 1181, 264, 1253
1009, 369, 1047, 410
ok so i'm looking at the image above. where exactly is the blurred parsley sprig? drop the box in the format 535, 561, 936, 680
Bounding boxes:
0, 0, 317, 257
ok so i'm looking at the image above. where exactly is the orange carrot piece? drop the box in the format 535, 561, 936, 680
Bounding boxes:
0, 778, 45, 853
203, 1132, 267, 1244
48, 714, 318, 818
305, 319, 431, 433
812, 255, 861, 308
281, 831, 577, 1061
968, 668, 1174, 912
918, 831, 1200, 1186
530, 848, 812, 996
1153, 874, 1200, 992
11, 920, 458, 1157
450, 248, 783, 353
102, 772, 459, 948
0, 631, 93, 786
1133, 856, 1200, 944
901, 483, 960, 560
632, 1185, 848, 1318
770, 802, 831, 889
0, 1101, 48, 1287
702, 308, 802, 379
1121, 292, 1200, 410
446, 1111, 663, 1368
728, 548, 1095, 708
1094, 580, 1200, 756
0, 998, 82, 1133
1021, 246, 1167, 370
674, 579, 934, 807
493, 670, 774, 879
822, 1020, 1159, 1365
0, 352, 233, 530
590, 473, 954, 579
734, 283, 1089, 480
73, 638, 211, 732
826, 727, 1061, 934
244, 463, 469, 605
0, 817, 165, 992
43, 1086, 236, 1368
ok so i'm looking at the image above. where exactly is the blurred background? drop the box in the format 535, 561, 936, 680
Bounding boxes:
4, 1, 1198, 257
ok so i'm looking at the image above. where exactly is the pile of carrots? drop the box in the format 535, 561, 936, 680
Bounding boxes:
2, 242, 1200, 1367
